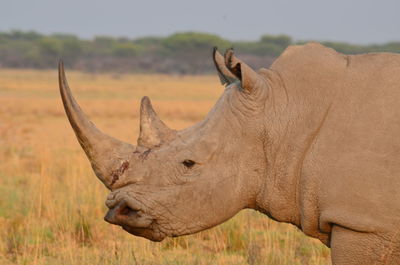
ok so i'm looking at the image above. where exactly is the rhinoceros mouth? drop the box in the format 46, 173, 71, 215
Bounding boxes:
104, 200, 156, 231
104, 192, 170, 241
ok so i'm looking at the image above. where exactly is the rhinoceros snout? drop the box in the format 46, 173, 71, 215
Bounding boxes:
104, 200, 138, 223
104, 200, 153, 228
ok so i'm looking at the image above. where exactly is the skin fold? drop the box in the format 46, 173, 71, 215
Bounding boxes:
59, 43, 400, 264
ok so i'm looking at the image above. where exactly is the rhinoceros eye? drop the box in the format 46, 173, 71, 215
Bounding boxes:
182, 159, 196, 168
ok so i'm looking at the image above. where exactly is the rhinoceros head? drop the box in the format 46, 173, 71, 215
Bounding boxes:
59, 48, 270, 241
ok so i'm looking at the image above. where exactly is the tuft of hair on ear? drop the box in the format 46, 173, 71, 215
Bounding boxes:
230, 62, 242, 80
224, 48, 234, 70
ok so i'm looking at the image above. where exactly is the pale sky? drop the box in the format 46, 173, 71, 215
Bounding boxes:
1, 0, 399, 44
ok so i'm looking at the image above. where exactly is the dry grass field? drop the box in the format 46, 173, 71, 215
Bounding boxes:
0, 69, 331, 265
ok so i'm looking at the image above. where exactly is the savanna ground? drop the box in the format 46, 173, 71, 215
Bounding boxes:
0, 69, 331, 265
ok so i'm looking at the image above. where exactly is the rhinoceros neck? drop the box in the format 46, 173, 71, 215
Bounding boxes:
255, 51, 341, 228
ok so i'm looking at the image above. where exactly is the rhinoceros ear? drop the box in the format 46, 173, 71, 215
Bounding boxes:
224, 48, 262, 94
138, 96, 176, 148
212, 47, 238, 86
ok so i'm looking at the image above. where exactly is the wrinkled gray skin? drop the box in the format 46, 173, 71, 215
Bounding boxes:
59, 43, 400, 264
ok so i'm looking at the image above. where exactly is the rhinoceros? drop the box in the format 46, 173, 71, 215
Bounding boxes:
59, 42, 400, 265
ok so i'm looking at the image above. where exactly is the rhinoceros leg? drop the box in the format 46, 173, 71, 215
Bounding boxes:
330, 225, 400, 265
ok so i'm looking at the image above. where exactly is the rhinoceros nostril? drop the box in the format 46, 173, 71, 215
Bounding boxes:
118, 205, 138, 217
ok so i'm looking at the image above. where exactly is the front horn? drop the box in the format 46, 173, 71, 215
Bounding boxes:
58, 61, 135, 189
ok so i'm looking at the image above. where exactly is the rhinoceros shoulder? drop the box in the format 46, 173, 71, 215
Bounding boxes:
270, 42, 348, 73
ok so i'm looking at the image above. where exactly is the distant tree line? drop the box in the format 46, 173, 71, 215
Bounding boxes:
0, 30, 399, 74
